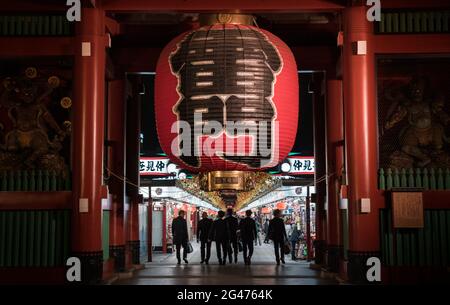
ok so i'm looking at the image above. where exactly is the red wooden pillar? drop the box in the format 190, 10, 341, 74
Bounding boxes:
325, 79, 344, 273
107, 80, 126, 272
343, 6, 382, 283
127, 196, 141, 265
312, 74, 327, 265
125, 76, 142, 266
71, 8, 106, 284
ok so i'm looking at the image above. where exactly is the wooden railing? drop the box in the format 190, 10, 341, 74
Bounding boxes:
377, 10, 450, 34
378, 168, 450, 190
0, 15, 73, 36
380, 209, 450, 267
0, 209, 71, 267
0, 170, 71, 191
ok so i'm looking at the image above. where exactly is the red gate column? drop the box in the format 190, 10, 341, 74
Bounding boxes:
108, 80, 126, 272
343, 6, 381, 283
312, 76, 327, 266
71, 8, 106, 284
127, 196, 141, 266
325, 79, 343, 273
125, 77, 142, 267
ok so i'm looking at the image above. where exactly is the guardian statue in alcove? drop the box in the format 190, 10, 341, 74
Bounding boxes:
384, 76, 450, 168
0, 68, 70, 174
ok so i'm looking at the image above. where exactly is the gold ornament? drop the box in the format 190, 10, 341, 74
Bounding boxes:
217, 14, 233, 24
176, 171, 280, 211
48, 76, 60, 88
60, 97, 72, 109
25, 67, 37, 79
2, 77, 12, 89
63, 121, 72, 133
235, 172, 280, 210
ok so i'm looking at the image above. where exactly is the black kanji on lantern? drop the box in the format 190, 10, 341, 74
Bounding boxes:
169, 25, 282, 168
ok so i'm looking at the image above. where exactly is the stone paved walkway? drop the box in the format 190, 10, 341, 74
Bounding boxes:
115, 241, 337, 285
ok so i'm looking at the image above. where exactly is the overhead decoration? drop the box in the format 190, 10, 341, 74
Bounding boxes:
25, 67, 37, 79
177, 171, 281, 210
234, 172, 281, 211
155, 13, 298, 204
177, 176, 223, 208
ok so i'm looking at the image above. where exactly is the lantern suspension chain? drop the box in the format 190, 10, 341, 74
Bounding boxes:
253, 16, 259, 28
104, 167, 148, 195
105, 167, 190, 195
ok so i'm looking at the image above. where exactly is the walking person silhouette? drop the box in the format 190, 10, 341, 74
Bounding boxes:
239, 210, 257, 265
209, 210, 229, 265
172, 210, 189, 265
268, 209, 288, 265
197, 212, 213, 264
224, 208, 239, 264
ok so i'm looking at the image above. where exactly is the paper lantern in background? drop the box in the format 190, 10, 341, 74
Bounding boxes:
261, 207, 271, 214
276, 202, 286, 210
155, 21, 298, 175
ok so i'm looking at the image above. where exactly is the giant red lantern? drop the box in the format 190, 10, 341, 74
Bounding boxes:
155, 17, 298, 189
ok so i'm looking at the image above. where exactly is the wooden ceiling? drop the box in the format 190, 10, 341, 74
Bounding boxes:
111, 12, 341, 49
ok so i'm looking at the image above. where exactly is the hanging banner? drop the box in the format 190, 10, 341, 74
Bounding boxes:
284, 156, 315, 175
139, 157, 177, 176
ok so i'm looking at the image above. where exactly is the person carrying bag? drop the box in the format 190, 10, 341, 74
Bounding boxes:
172, 210, 189, 265
267, 209, 288, 265
187, 242, 194, 254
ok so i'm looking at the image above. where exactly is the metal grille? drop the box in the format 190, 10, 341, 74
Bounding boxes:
376, 10, 450, 34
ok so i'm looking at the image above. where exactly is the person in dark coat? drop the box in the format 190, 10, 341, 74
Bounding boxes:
209, 210, 229, 265
224, 208, 239, 263
263, 219, 270, 243
172, 210, 189, 264
268, 209, 288, 265
289, 224, 301, 260
197, 212, 213, 264
239, 210, 257, 265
